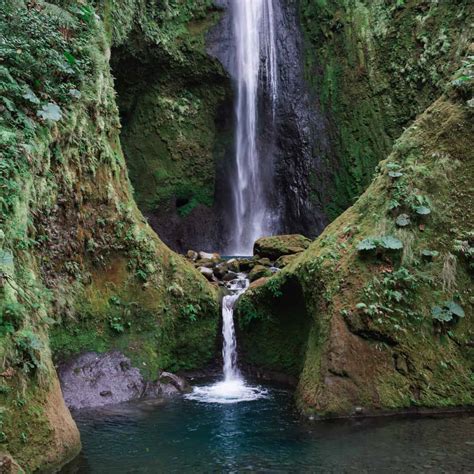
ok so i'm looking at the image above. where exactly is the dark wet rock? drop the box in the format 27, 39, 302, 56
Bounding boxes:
226, 258, 240, 273
159, 371, 191, 392
213, 262, 229, 278
254, 234, 311, 260
58, 351, 188, 410
237, 258, 254, 271
223, 271, 239, 282
207, 0, 330, 242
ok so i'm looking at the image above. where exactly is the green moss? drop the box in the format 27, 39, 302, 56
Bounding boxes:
300, 0, 474, 218
242, 63, 474, 415
109, 0, 231, 218
236, 275, 310, 377
0, 1, 221, 469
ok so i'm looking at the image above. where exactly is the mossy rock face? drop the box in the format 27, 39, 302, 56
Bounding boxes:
241, 75, 474, 416
0, 1, 219, 469
300, 0, 474, 219
110, 0, 233, 252
253, 235, 312, 260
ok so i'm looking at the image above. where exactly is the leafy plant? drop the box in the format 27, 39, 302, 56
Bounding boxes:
181, 304, 200, 322
357, 238, 377, 251
414, 205, 431, 216
266, 277, 283, 298
14, 329, 43, 374
421, 249, 439, 261
432, 301, 465, 323
388, 171, 403, 179
395, 214, 410, 227
108, 315, 128, 333
37, 103, 62, 121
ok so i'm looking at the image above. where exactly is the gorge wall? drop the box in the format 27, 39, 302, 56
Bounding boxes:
0, 1, 219, 469
0, 0, 473, 470
237, 0, 474, 415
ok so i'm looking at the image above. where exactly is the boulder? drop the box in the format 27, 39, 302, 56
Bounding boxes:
249, 277, 269, 290
237, 258, 254, 271
253, 234, 311, 260
195, 258, 215, 268
248, 265, 272, 282
226, 258, 240, 273
198, 251, 220, 261
223, 271, 239, 282
198, 266, 214, 280
258, 257, 272, 266
213, 262, 229, 279
275, 254, 299, 268
58, 351, 188, 410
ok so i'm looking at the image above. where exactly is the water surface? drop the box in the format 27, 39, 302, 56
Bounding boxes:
62, 385, 474, 473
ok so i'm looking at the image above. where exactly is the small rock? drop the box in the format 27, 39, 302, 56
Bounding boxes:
159, 371, 190, 392
198, 266, 214, 280
198, 251, 220, 261
186, 250, 198, 261
354, 406, 363, 414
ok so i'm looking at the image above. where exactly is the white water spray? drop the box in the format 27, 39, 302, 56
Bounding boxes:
229, 0, 279, 255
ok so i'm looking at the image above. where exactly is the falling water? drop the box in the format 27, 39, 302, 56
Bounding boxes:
229, 0, 279, 255
186, 275, 267, 403
221, 276, 248, 381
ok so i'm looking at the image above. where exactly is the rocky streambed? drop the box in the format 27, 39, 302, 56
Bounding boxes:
186, 234, 312, 286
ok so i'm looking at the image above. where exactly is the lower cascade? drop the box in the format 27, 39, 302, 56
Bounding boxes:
186, 274, 267, 403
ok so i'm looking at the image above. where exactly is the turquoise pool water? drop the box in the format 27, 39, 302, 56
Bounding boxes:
62, 384, 474, 473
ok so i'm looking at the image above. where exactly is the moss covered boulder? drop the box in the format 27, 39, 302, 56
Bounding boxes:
253, 235, 312, 260
239, 60, 474, 417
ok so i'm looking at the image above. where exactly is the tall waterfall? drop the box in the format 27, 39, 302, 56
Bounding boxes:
229, 0, 279, 255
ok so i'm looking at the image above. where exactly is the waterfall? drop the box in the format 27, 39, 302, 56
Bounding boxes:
229, 0, 279, 255
221, 276, 248, 381
186, 274, 267, 403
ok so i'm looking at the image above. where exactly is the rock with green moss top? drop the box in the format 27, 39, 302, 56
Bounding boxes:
275, 254, 299, 268
248, 265, 272, 282
254, 235, 311, 260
